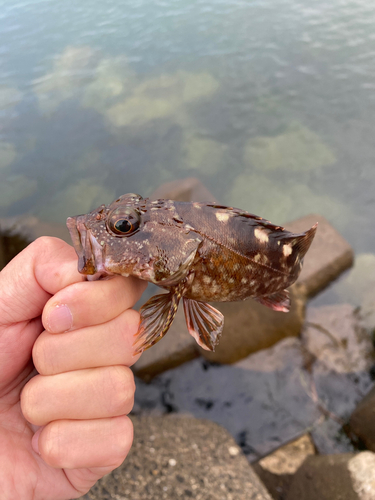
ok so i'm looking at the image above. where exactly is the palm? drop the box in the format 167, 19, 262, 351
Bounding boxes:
0, 347, 83, 500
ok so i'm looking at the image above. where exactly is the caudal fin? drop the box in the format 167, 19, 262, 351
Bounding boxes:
291, 222, 318, 259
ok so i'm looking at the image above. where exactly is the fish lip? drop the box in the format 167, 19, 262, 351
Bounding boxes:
66, 215, 107, 278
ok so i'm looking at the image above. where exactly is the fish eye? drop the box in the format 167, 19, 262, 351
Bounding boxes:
107, 207, 140, 236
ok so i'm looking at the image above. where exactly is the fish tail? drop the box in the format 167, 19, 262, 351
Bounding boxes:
291, 222, 318, 259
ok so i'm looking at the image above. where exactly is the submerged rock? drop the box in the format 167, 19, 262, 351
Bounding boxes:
81, 56, 137, 113
33, 45, 96, 116
180, 134, 228, 174
243, 122, 336, 172
106, 70, 219, 129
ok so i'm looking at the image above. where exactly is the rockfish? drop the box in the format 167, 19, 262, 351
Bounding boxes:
67, 194, 317, 353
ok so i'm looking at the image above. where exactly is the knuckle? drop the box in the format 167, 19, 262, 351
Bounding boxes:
32, 335, 51, 375
39, 421, 64, 467
111, 416, 134, 466
104, 366, 135, 415
20, 377, 39, 424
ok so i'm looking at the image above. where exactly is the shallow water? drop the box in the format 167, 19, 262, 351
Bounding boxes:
1, 0, 375, 258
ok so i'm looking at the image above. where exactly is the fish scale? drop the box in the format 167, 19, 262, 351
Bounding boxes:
67, 193, 317, 353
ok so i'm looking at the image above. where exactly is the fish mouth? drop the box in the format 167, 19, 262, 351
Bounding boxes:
66, 216, 108, 280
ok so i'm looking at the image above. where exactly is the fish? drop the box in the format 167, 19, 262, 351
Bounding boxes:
67, 193, 317, 354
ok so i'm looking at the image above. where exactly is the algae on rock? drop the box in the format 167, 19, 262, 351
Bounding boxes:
244, 122, 336, 172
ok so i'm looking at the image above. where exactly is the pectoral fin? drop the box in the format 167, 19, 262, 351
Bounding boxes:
133, 292, 180, 354
183, 298, 224, 351
254, 289, 290, 312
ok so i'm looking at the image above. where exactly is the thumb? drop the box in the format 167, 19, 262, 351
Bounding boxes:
0, 237, 83, 395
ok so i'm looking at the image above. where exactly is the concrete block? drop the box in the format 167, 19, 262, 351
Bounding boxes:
285, 452, 375, 500
79, 416, 272, 500
349, 385, 375, 452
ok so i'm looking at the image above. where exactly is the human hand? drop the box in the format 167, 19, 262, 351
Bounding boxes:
0, 237, 146, 499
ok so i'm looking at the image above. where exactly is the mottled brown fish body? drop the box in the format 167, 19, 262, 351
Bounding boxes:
67, 194, 317, 353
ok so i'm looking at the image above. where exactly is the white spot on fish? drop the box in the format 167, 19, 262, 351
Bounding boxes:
241, 278, 248, 284
216, 212, 230, 223
233, 263, 240, 271
228, 278, 235, 284
203, 275, 212, 284
283, 244, 292, 257
253, 254, 261, 262
254, 228, 269, 243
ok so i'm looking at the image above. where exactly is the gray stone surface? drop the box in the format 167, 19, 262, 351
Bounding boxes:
79, 416, 272, 500
285, 452, 375, 500
134, 305, 374, 461
285, 214, 354, 299
349, 385, 375, 452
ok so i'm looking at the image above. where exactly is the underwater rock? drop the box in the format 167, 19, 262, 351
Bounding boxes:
181, 71, 220, 103
81, 56, 137, 114
244, 122, 336, 172
0, 142, 17, 170
0, 86, 23, 110
181, 134, 228, 174
0, 174, 37, 208
106, 94, 176, 127
106, 70, 219, 128
33, 45, 96, 116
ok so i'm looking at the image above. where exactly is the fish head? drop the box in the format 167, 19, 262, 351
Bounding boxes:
67, 194, 202, 285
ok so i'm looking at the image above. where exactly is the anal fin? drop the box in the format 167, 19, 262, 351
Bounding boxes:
254, 289, 290, 312
133, 292, 180, 354
183, 298, 224, 351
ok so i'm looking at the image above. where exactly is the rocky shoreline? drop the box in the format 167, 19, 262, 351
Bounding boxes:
2, 178, 375, 500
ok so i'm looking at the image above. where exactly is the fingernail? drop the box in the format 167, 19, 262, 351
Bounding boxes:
32, 427, 43, 455
47, 304, 73, 333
